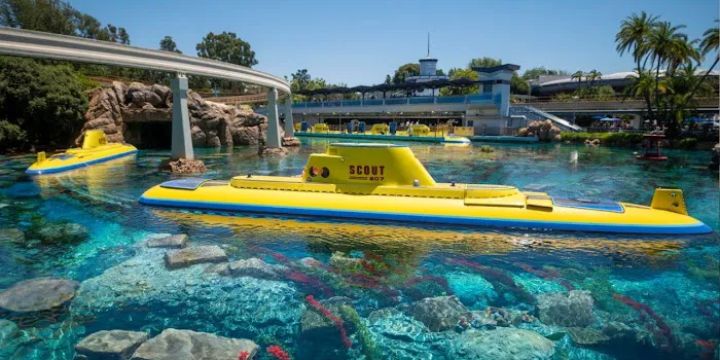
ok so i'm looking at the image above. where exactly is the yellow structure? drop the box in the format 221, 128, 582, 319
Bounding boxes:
453, 126, 475, 137
312, 123, 329, 133
370, 123, 390, 135
408, 124, 431, 136
140, 143, 711, 235
26, 130, 137, 175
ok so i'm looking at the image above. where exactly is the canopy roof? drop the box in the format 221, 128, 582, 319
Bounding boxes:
296, 78, 481, 96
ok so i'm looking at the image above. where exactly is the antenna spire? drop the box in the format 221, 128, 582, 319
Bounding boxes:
427, 32, 430, 57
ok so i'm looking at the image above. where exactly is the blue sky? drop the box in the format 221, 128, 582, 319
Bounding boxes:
70, 0, 718, 86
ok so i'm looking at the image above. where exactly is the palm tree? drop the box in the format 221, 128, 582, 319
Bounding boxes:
571, 71, 584, 84
616, 12, 658, 73
586, 70, 602, 86
624, 71, 658, 126
646, 21, 696, 124
686, 21, 719, 101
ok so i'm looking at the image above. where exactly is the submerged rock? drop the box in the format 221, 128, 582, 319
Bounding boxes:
146, 234, 188, 249
409, 295, 469, 331
369, 307, 429, 343
566, 326, 610, 346
0, 228, 24, 243
36, 222, 89, 244
228, 257, 286, 279
75, 330, 149, 360
448, 328, 555, 360
0, 277, 78, 313
0, 319, 18, 342
446, 271, 497, 307
164, 245, 227, 269
72, 248, 301, 340
130, 328, 257, 360
259, 146, 289, 157
367, 307, 447, 360
301, 296, 355, 339
537, 290, 594, 327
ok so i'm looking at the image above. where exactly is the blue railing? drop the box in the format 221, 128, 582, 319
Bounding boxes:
292, 94, 493, 109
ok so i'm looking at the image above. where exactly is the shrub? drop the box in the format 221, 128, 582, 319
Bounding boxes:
0, 56, 91, 150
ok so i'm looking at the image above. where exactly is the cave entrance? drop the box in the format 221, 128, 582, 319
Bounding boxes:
123, 121, 172, 149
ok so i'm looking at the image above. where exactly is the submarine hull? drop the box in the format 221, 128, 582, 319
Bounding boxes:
139, 179, 711, 235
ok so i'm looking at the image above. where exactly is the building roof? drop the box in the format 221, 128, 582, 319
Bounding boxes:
470, 64, 520, 73
537, 69, 720, 87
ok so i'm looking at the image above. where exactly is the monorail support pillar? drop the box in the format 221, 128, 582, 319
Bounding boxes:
171, 74, 194, 160
266, 87, 282, 148
284, 95, 295, 137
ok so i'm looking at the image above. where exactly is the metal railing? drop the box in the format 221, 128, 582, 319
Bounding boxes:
510, 105, 582, 131
292, 94, 494, 108
0, 27, 291, 94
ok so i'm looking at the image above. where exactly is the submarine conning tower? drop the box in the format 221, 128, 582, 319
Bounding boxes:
304, 143, 436, 186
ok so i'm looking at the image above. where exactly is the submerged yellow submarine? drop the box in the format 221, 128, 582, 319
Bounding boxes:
139, 143, 711, 235
26, 130, 137, 175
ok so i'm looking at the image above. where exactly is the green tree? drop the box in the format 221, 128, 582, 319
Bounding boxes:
616, 12, 659, 119
0, 0, 76, 34
384, 74, 392, 85
0, 56, 90, 150
511, 73, 529, 95
571, 71, 584, 84
687, 21, 719, 100
0, 0, 130, 44
196, 31, 257, 67
392, 63, 420, 84
468, 57, 502, 68
290, 69, 311, 92
160, 36, 181, 53
616, 11, 658, 73
586, 69, 602, 86
647, 21, 699, 128
440, 68, 478, 96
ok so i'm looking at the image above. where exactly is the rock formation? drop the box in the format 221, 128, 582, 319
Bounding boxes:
158, 158, 207, 174
81, 81, 278, 148
536, 290, 595, 327
130, 328, 258, 360
75, 330, 149, 360
0, 277, 79, 313
518, 120, 562, 142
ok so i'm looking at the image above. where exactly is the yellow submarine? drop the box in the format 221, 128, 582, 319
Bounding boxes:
296, 123, 471, 145
139, 143, 711, 235
26, 130, 137, 175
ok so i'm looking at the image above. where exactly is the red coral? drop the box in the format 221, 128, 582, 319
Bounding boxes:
305, 294, 352, 349
613, 293, 674, 351
267, 345, 291, 360
285, 270, 334, 297
696, 339, 717, 360
269, 251, 290, 264
237, 350, 250, 360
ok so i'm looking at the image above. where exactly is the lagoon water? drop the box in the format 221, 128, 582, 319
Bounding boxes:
0, 140, 718, 359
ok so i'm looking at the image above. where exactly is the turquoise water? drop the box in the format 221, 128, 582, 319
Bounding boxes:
0, 140, 718, 359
